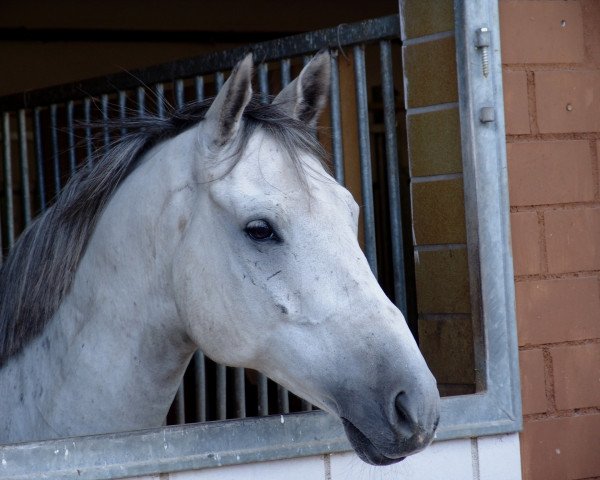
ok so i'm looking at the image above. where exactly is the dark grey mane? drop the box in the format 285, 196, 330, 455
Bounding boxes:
0, 94, 327, 366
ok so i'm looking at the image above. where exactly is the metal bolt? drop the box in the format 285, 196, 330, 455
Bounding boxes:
566, 103, 573, 111
480, 107, 495, 123
475, 27, 491, 78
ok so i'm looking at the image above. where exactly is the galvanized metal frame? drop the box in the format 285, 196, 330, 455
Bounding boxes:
0, 1, 521, 478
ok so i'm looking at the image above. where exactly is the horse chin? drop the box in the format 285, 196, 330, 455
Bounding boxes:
341, 419, 406, 466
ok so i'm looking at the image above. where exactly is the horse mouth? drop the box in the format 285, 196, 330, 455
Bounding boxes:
341, 418, 406, 466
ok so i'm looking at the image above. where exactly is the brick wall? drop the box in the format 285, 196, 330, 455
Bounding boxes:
500, 1, 600, 479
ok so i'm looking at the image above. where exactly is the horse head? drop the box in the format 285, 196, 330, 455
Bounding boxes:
172, 53, 440, 465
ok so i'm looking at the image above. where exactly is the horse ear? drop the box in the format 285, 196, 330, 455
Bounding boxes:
273, 50, 330, 128
203, 53, 253, 148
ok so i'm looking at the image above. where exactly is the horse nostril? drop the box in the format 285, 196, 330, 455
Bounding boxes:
394, 391, 418, 432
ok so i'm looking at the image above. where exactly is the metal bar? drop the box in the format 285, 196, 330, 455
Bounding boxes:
277, 385, 289, 414
49, 104, 61, 194
257, 375, 269, 416
380, 40, 407, 315
248, 58, 270, 417
173, 384, 186, 425
194, 351, 207, 422
168, 66, 185, 422
194, 76, 204, 101
0, 410, 350, 480
17, 110, 32, 227
258, 63, 269, 104
353, 45, 378, 276
83, 98, 93, 168
66, 101, 77, 176
2, 112, 15, 248
33, 108, 46, 211
175, 79, 185, 108
101, 94, 110, 148
216, 364, 227, 420
137, 87, 146, 117
118, 91, 127, 137
0, 15, 401, 111
215, 72, 224, 92
280, 58, 291, 87
329, 53, 345, 185
155, 83, 165, 119
215, 68, 227, 421
213, 66, 230, 422
234, 368, 246, 418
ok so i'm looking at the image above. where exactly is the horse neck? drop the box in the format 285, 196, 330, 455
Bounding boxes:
14, 134, 198, 440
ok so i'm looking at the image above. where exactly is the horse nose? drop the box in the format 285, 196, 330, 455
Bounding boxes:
393, 389, 440, 440
394, 390, 419, 437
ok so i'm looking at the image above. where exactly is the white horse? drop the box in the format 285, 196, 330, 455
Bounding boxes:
0, 52, 439, 465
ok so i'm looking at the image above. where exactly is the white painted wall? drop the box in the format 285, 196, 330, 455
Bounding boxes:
131, 433, 521, 480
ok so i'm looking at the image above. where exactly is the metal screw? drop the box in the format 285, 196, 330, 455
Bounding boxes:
476, 27, 491, 78
566, 103, 573, 111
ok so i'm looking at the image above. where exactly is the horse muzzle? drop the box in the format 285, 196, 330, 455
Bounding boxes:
340, 386, 441, 465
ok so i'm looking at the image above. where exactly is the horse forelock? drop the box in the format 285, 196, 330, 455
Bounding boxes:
0, 94, 328, 367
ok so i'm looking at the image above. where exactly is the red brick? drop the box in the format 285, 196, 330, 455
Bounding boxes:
516, 276, 600, 345
500, 1, 585, 64
503, 70, 530, 134
545, 207, 600, 272
521, 414, 600, 480
581, 0, 600, 65
552, 343, 600, 410
536, 70, 600, 133
510, 211, 541, 276
519, 349, 547, 415
507, 141, 594, 206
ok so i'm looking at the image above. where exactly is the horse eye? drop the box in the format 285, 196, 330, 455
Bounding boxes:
245, 220, 276, 241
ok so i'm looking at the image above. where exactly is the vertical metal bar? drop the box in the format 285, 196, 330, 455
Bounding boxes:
175, 79, 185, 109
195, 76, 205, 102
83, 98, 93, 169
66, 101, 77, 176
49, 104, 61, 195
258, 63, 269, 104
101, 94, 110, 149
215, 72, 225, 92
257, 374, 269, 416
353, 45, 378, 277
258, 62, 277, 416
2, 112, 15, 249
173, 383, 186, 424
33, 108, 46, 211
229, 176, 247, 416
137, 87, 146, 117
380, 40, 408, 315
155, 83, 165, 119
118, 91, 127, 137
277, 385, 289, 414
330, 53, 345, 186
17, 110, 32, 227
234, 368, 246, 418
194, 351, 207, 422
216, 364, 227, 420
214, 70, 227, 422
167, 63, 186, 420
280, 58, 291, 87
